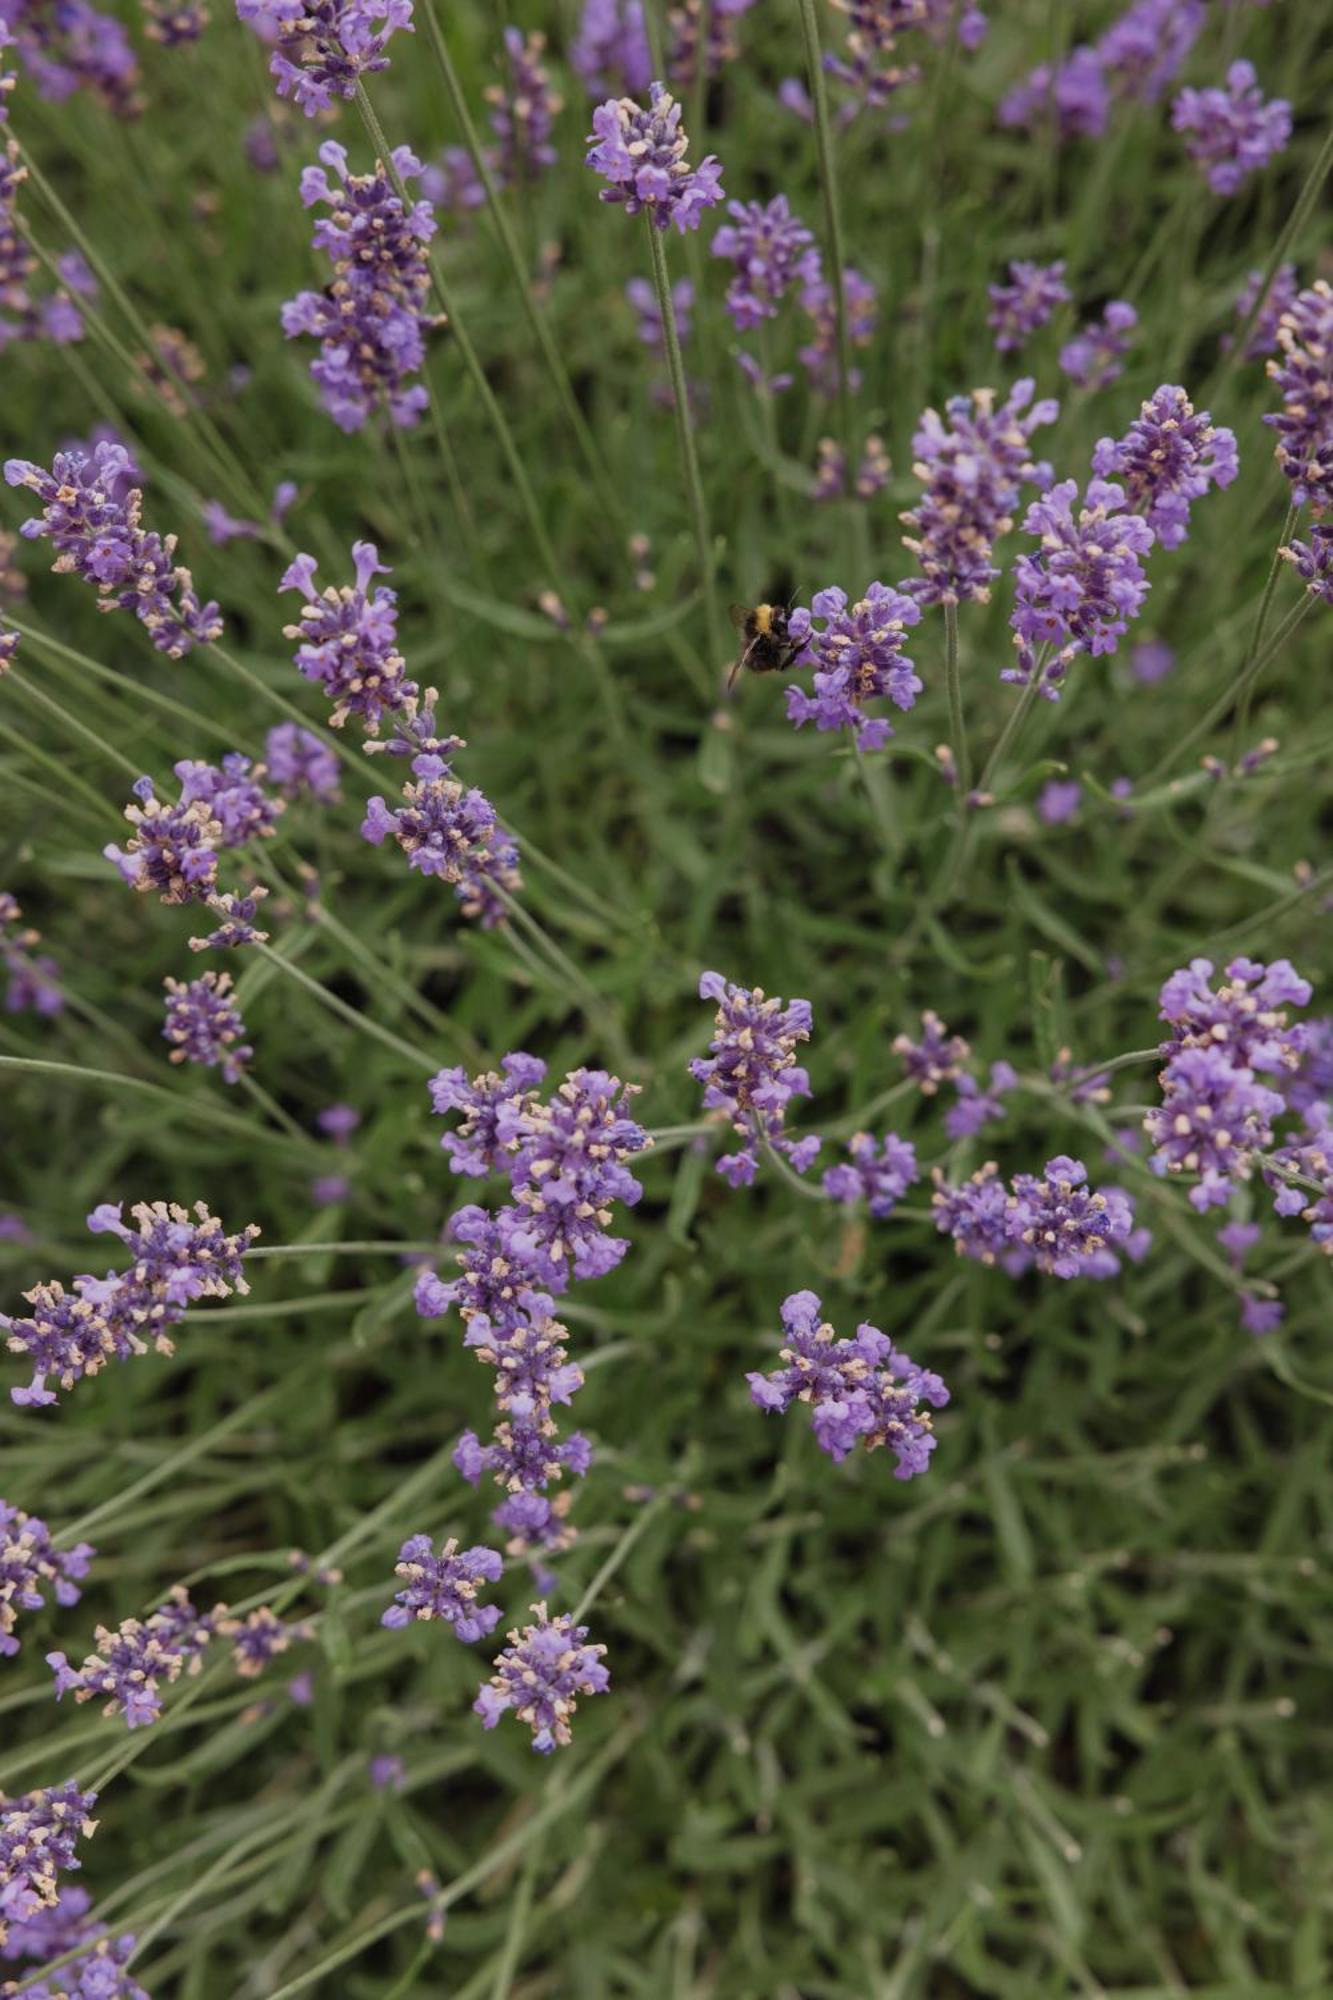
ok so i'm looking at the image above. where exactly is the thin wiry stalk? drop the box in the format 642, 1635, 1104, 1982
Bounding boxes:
795, 0, 854, 480
1229, 498, 1299, 759
646, 220, 725, 676
943, 600, 971, 806
248, 939, 438, 1073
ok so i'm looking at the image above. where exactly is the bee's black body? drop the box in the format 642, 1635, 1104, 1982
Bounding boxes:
727, 601, 797, 691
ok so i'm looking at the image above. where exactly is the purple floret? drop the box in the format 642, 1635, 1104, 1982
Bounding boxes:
1092, 384, 1238, 548
162, 972, 252, 1084
691, 971, 818, 1184
987, 259, 1070, 354
429, 1053, 548, 1178
586, 81, 724, 232
712, 194, 820, 332
822, 1132, 918, 1217
1172, 60, 1290, 197
785, 581, 922, 751
48, 1588, 218, 1729
901, 378, 1058, 605
1059, 300, 1137, 391
571, 0, 652, 97
1264, 281, 1333, 515
1006, 477, 1155, 698
237, 0, 413, 117
381, 1535, 503, 1642
474, 1604, 609, 1752
0, 1503, 94, 1659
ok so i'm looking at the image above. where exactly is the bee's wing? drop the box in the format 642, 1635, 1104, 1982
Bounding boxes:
728, 602, 751, 633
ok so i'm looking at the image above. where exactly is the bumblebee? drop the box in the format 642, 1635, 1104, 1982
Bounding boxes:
726, 601, 797, 692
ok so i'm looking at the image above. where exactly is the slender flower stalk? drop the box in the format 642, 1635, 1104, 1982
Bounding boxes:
942, 600, 969, 805
795, 0, 854, 475
646, 220, 724, 673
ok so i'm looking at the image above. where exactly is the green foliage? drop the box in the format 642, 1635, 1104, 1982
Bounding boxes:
2, 0, 1332, 1994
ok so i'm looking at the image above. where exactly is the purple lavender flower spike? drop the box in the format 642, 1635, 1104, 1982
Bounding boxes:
586, 81, 724, 231
667, 0, 755, 88
1172, 60, 1290, 197
785, 581, 922, 750
571, 0, 651, 97
1006, 477, 1155, 698
0, 1503, 94, 1658
691, 971, 817, 1184
999, 47, 1109, 140
0, 1782, 98, 1942
901, 379, 1058, 605
1131, 637, 1174, 683
428, 1053, 547, 1177
281, 142, 440, 433
822, 1132, 918, 1217
712, 195, 820, 331
1145, 1048, 1285, 1209
237, 0, 413, 116
456, 819, 523, 929
281, 540, 417, 732
1156, 954, 1311, 1074
474, 1603, 609, 1751
0, 894, 62, 1018
188, 888, 271, 953
4, 442, 221, 656
264, 722, 342, 801
1228, 262, 1298, 359
945, 1060, 1018, 1138
1265, 282, 1333, 514
1097, 0, 1204, 103
362, 755, 502, 903
488, 29, 561, 185
1006, 1155, 1134, 1277
104, 774, 223, 905
987, 259, 1070, 354
219, 1605, 310, 1677
1, 0, 140, 114
931, 1161, 1019, 1266
1037, 779, 1082, 826
162, 972, 252, 1083
381, 1535, 503, 1642
175, 752, 284, 848
1059, 300, 1137, 390
893, 1010, 969, 1094
501, 1069, 650, 1285
748, 1289, 948, 1476
48, 1587, 218, 1729
142, 0, 210, 45
1092, 384, 1238, 547
1281, 524, 1333, 605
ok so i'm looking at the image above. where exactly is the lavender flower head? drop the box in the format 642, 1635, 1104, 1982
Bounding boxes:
785, 582, 922, 750
236, 0, 413, 117
0, 1504, 94, 1658
429, 1053, 547, 1177
1157, 954, 1311, 1074
901, 379, 1058, 604
0, 0, 140, 116
1006, 477, 1155, 698
175, 752, 284, 848
691, 971, 819, 1186
0, 1881, 95, 1963
1059, 300, 1137, 391
822, 1132, 918, 1217
987, 260, 1070, 354
1172, 61, 1291, 197
571, 0, 651, 97
219, 1605, 309, 1677
999, 47, 1110, 141
1281, 523, 1333, 605
362, 754, 501, 903
0, 1783, 98, 1945
748, 1289, 949, 1475
104, 773, 222, 905
474, 1603, 609, 1752
381, 1535, 503, 1642
488, 29, 561, 185
1264, 281, 1333, 514
500, 1069, 650, 1285
893, 1010, 970, 1094
264, 721, 341, 801
945, 1060, 1018, 1138
1092, 384, 1238, 547
281, 541, 417, 732
667, 0, 755, 87
188, 889, 270, 953
625, 274, 692, 355
586, 82, 724, 232
48, 1588, 219, 1728
1097, 0, 1204, 103
1145, 1046, 1285, 1209
4, 442, 222, 657
14, 1930, 149, 1997
162, 971, 252, 1083
1006, 1155, 1134, 1277
281, 142, 440, 434
711, 195, 820, 331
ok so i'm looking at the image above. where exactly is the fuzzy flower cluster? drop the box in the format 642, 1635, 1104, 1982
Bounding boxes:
1, 0, 140, 114
1, 1200, 257, 1407
1264, 281, 1333, 515
1171, 61, 1290, 197
488, 29, 562, 186
1060, 300, 1137, 391
1006, 478, 1155, 698
1092, 384, 1238, 548
712, 195, 820, 333
586, 82, 724, 232
174, 753, 284, 848
932, 1156, 1140, 1278
281, 541, 417, 732
417, 1062, 649, 1574
1000, 0, 1204, 141
48, 1588, 220, 1729
219, 1604, 309, 1678
362, 748, 517, 926
570, 0, 651, 98
475, 1604, 609, 1754
236, 0, 413, 117
1281, 524, 1333, 605
105, 751, 279, 909
749, 1290, 949, 1475
666, 0, 755, 88
162, 971, 252, 1083
264, 722, 341, 802
0, 1782, 98, 1947
0, 894, 62, 1019
901, 379, 1057, 605
0, 1503, 93, 1658
381, 1535, 503, 1643
785, 582, 922, 750
691, 972, 819, 1186
822, 1131, 918, 1217
4, 442, 222, 656
894, 1010, 970, 1094
987, 260, 1070, 354
282, 142, 440, 434
7, 1926, 149, 1998
1145, 956, 1311, 1209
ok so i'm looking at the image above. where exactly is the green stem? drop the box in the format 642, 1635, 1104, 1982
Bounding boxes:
646, 221, 724, 674
571, 1491, 672, 1624
5, 664, 141, 781
0, 1054, 314, 1156
1138, 595, 1311, 790
248, 940, 438, 1074
236, 1069, 309, 1143
942, 599, 970, 805
1230, 500, 1300, 761
245, 1240, 441, 1259
795, 0, 854, 476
